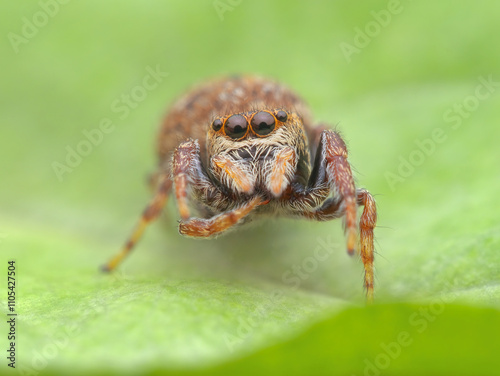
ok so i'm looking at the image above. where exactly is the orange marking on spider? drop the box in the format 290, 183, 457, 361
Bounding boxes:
212, 155, 254, 194
268, 146, 296, 197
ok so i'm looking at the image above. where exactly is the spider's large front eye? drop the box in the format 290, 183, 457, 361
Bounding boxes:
251, 111, 275, 136
224, 114, 248, 139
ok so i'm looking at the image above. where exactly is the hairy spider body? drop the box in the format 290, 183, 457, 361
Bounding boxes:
103, 76, 377, 302
158, 76, 311, 216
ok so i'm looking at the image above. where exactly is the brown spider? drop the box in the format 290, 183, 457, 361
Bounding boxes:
102, 76, 377, 302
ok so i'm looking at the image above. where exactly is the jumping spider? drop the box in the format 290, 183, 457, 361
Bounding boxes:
103, 76, 377, 302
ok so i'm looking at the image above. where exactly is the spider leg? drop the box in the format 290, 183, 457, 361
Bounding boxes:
101, 174, 172, 272
289, 129, 377, 302
301, 196, 344, 221
172, 139, 232, 218
322, 131, 358, 254
294, 188, 377, 303
103, 139, 231, 272
357, 188, 377, 303
291, 130, 357, 252
179, 196, 263, 238
172, 140, 198, 220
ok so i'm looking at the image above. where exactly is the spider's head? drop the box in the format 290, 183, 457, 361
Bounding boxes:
207, 109, 310, 198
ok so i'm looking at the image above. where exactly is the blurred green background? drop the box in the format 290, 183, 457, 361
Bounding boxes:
1, 1, 499, 375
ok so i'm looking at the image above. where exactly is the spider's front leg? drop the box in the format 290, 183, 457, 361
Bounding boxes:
179, 196, 263, 237
172, 140, 263, 238
292, 130, 377, 302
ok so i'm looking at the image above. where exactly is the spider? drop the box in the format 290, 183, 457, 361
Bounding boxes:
102, 76, 377, 302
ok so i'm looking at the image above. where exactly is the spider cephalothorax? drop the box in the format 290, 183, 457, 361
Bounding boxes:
103, 76, 377, 302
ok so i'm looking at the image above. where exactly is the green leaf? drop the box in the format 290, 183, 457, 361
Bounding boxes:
193, 304, 500, 376
1, 1, 499, 375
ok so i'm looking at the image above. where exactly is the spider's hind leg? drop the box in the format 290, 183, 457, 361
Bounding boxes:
101, 174, 172, 272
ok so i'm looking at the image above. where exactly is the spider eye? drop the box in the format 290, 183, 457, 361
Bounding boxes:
251, 111, 275, 136
212, 119, 223, 132
275, 110, 288, 122
225, 114, 248, 139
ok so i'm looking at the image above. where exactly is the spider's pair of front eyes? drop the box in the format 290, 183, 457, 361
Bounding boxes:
212, 110, 288, 140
